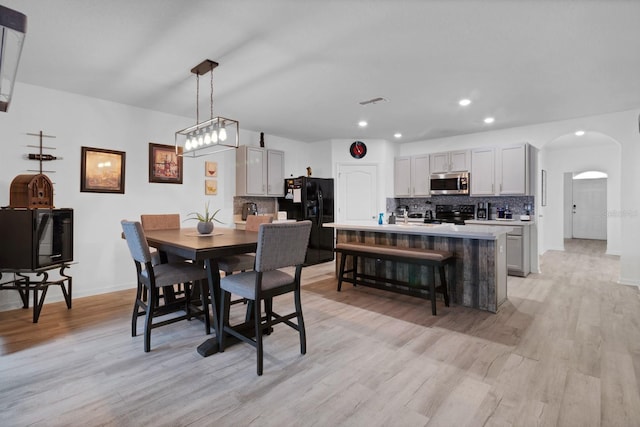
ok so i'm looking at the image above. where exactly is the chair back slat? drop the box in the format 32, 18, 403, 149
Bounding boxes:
121, 220, 153, 264
140, 214, 180, 231
254, 221, 312, 272
245, 215, 273, 232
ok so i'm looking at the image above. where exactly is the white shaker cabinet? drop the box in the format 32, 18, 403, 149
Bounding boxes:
394, 157, 411, 197
469, 143, 536, 196
412, 154, 431, 196
236, 145, 284, 197
430, 150, 470, 173
499, 144, 527, 195
505, 225, 530, 277
470, 147, 495, 196
266, 149, 284, 196
394, 154, 430, 197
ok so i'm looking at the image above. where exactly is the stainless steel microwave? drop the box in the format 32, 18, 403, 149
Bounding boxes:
430, 172, 469, 195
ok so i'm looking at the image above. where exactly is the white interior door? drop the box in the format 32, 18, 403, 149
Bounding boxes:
572, 178, 607, 240
337, 163, 377, 223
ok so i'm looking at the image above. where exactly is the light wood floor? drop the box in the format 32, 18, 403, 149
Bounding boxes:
1, 240, 638, 426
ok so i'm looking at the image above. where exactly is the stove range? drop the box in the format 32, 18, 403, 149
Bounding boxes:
424, 204, 475, 225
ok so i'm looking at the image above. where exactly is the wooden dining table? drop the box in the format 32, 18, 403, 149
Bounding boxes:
143, 226, 258, 357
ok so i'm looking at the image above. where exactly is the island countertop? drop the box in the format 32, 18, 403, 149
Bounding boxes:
324, 221, 512, 240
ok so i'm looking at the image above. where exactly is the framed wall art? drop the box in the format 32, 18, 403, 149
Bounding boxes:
149, 143, 183, 184
205, 161, 218, 177
80, 146, 126, 194
205, 179, 218, 195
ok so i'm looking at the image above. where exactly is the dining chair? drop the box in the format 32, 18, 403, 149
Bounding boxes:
121, 220, 210, 352
217, 215, 274, 276
140, 213, 187, 303
217, 215, 274, 312
218, 220, 312, 376
140, 213, 184, 265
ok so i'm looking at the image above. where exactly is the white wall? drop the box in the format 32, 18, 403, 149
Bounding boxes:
0, 83, 311, 311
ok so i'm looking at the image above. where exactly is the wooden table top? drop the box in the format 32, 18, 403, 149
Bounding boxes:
144, 227, 258, 261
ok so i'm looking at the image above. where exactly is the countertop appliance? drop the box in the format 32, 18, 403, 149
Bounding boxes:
430, 172, 469, 195
423, 204, 475, 225
395, 205, 409, 217
477, 202, 491, 219
277, 176, 334, 266
241, 202, 258, 220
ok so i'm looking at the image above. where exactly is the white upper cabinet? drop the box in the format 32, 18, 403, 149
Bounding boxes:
498, 144, 534, 195
411, 154, 431, 196
266, 149, 284, 196
236, 145, 285, 197
430, 150, 470, 173
394, 154, 430, 197
470, 147, 495, 196
394, 157, 411, 197
468, 143, 535, 196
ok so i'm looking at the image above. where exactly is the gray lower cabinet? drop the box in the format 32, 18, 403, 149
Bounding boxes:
505, 225, 530, 277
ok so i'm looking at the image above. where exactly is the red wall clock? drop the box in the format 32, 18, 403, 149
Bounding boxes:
349, 141, 367, 159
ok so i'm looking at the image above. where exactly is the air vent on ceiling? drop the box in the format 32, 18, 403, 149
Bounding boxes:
359, 97, 388, 106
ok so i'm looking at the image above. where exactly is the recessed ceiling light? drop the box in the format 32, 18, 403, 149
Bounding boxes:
394, 133, 402, 139
358, 120, 368, 127
575, 130, 585, 136
459, 99, 471, 106
484, 117, 495, 124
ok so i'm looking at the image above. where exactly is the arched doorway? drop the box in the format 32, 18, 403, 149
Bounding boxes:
540, 131, 621, 255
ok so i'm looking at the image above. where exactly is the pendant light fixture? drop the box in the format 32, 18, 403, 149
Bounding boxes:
0, 5, 27, 112
175, 59, 239, 158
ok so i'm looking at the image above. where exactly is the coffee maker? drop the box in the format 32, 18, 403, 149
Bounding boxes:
477, 202, 488, 219
242, 202, 258, 220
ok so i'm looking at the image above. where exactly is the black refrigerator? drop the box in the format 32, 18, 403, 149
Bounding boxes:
277, 177, 334, 266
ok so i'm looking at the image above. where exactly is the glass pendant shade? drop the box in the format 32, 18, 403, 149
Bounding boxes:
175, 59, 239, 158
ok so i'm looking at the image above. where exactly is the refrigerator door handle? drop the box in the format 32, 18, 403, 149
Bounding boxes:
317, 190, 323, 225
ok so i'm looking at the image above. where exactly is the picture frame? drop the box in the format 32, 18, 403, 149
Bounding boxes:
80, 146, 126, 194
149, 143, 183, 184
205, 179, 218, 195
205, 161, 218, 177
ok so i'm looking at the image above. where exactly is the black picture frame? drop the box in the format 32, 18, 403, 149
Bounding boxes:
80, 146, 126, 194
149, 143, 183, 184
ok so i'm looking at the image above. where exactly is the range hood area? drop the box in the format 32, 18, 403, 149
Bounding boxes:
0, 5, 27, 112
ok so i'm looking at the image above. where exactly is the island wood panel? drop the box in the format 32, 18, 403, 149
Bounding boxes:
335, 229, 504, 312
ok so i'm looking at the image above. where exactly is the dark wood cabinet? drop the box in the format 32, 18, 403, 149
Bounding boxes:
0, 208, 74, 270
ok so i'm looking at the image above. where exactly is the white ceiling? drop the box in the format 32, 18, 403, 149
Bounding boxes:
4, 0, 640, 143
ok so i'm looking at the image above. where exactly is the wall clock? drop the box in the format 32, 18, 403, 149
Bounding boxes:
349, 141, 367, 159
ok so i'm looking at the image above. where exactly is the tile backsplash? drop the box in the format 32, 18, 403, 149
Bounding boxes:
387, 195, 535, 217
233, 197, 278, 217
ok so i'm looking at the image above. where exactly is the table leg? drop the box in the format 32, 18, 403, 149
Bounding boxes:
197, 259, 260, 358
197, 259, 222, 357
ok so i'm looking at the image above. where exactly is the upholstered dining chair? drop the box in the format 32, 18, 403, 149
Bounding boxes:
140, 213, 187, 303
121, 220, 210, 352
140, 213, 183, 265
218, 220, 312, 376
217, 215, 274, 276
217, 215, 274, 312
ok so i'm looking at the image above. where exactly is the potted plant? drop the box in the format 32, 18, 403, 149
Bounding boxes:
185, 201, 224, 234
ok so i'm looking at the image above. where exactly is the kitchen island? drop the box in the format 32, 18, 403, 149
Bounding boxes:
325, 222, 511, 313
